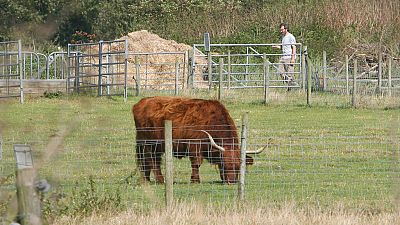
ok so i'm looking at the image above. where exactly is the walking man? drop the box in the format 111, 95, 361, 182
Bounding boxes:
273, 23, 297, 89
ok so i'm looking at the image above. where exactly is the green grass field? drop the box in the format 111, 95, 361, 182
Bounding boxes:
1, 90, 399, 222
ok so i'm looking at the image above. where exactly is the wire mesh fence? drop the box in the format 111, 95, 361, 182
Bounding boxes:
314, 52, 400, 97
1, 125, 399, 214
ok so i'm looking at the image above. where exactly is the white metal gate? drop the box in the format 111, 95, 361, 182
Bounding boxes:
191, 43, 304, 90
67, 40, 128, 100
0, 40, 23, 103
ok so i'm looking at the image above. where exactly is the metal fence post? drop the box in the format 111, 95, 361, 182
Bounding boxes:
352, 59, 357, 108
164, 120, 173, 209
238, 112, 248, 201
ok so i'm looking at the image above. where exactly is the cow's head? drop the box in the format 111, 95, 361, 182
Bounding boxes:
201, 130, 265, 184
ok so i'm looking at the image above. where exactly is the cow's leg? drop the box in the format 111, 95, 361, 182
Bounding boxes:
151, 143, 164, 184
137, 144, 151, 183
152, 154, 164, 184
189, 156, 203, 183
142, 152, 152, 182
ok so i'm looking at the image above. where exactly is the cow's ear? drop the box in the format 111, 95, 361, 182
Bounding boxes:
245, 155, 254, 165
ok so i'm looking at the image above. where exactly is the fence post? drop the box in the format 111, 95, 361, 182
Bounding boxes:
135, 56, 141, 96
227, 50, 231, 90
352, 59, 357, 108
0, 139, 2, 160
164, 120, 173, 209
175, 62, 179, 96
218, 58, 224, 100
323, 50, 327, 91
14, 144, 42, 225
184, 50, 189, 90
18, 40, 24, 104
378, 52, 382, 95
388, 57, 392, 97
98, 41, 103, 97
263, 54, 269, 104
189, 48, 195, 89
207, 52, 212, 90
75, 52, 81, 94
302, 46, 307, 92
123, 39, 128, 102
345, 55, 349, 95
238, 112, 248, 201
307, 54, 312, 106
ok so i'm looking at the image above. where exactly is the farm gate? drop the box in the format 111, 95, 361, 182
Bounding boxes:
129, 52, 189, 95
67, 40, 128, 99
0, 41, 23, 102
190, 43, 304, 90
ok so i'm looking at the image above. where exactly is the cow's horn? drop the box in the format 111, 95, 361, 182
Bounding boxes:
246, 145, 268, 154
200, 130, 225, 152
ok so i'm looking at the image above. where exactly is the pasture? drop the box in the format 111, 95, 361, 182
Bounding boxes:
0, 89, 399, 224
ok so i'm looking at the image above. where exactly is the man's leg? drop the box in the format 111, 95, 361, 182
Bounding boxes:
287, 63, 294, 86
278, 58, 290, 84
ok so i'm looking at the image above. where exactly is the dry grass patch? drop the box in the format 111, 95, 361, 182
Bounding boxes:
52, 202, 400, 225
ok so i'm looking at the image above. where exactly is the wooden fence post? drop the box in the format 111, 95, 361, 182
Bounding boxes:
228, 50, 231, 90
307, 54, 312, 106
16, 169, 42, 225
345, 55, 349, 95
18, 40, 24, 104
323, 50, 327, 91
218, 58, 224, 100
302, 46, 307, 92
135, 56, 141, 96
207, 52, 212, 90
14, 144, 42, 225
388, 57, 392, 97
123, 40, 128, 102
263, 54, 269, 104
238, 112, 248, 201
175, 62, 179, 96
378, 52, 382, 95
183, 50, 188, 90
352, 59, 357, 108
164, 120, 173, 209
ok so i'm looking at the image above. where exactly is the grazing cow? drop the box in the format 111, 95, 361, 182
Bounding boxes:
132, 96, 264, 184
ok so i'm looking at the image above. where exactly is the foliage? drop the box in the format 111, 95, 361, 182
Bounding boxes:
42, 176, 123, 220
1, 0, 400, 70
43, 90, 63, 99
70, 31, 96, 44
